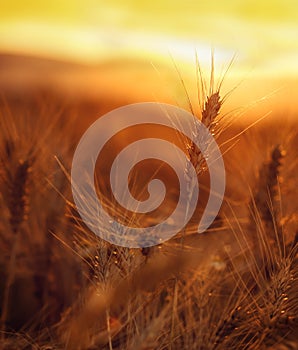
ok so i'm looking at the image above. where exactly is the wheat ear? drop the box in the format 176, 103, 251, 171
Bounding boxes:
0, 158, 31, 336
187, 91, 222, 176
251, 145, 285, 255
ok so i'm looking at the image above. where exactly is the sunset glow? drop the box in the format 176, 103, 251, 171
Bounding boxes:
0, 0, 297, 77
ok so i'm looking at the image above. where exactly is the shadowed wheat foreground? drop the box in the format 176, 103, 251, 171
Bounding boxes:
0, 62, 297, 350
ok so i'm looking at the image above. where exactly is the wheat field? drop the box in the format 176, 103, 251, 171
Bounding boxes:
0, 54, 297, 350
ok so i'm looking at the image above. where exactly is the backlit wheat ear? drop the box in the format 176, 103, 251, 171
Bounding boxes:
201, 91, 222, 129
187, 91, 222, 176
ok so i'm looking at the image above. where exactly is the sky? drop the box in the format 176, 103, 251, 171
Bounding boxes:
0, 0, 297, 78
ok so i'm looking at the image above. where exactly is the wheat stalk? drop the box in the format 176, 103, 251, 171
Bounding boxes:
0, 157, 31, 337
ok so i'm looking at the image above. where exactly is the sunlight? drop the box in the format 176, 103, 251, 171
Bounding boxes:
0, 0, 297, 78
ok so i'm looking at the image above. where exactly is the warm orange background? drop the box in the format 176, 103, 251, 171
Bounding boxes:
0, 0, 297, 115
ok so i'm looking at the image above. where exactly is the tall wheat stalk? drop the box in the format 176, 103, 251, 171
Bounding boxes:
0, 148, 32, 336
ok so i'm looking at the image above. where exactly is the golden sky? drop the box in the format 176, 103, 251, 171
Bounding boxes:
0, 0, 298, 78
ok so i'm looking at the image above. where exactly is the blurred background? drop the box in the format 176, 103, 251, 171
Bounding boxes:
0, 0, 298, 117
0, 0, 298, 340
